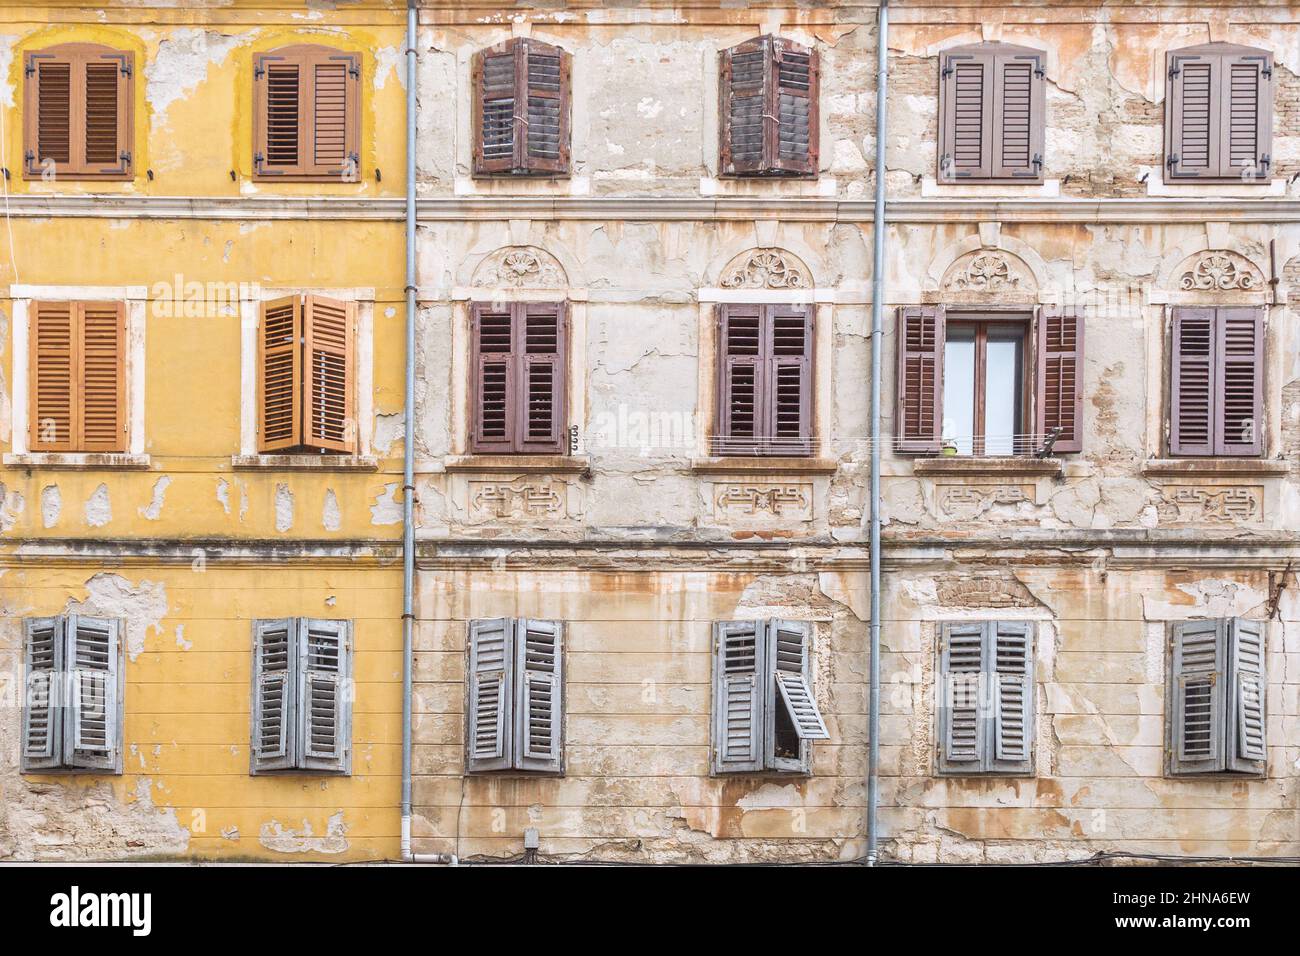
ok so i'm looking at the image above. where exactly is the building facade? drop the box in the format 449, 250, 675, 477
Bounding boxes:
2, 1, 1298, 863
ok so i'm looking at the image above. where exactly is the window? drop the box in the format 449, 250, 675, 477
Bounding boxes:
1169, 307, 1263, 457
938, 42, 1045, 184
472, 38, 571, 177
895, 305, 1083, 456
712, 620, 828, 775
466, 619, 564, 774
22, 616, 123, 774
253, 45, 361, 182
251, 619, 352, 774
1167, 619, 1265, 777
257, 295, 356, 454
1166, 43, 1273, 183
937, 621, 1035, 776
715, 303, 813, 456
24, 43, 133, 181
28, 301, 126, 453
469, 301, 567, 454
719, 35, 818, 177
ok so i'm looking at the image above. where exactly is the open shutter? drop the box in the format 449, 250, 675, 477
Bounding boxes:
939, 50, 992, 181
1034, 306, 1084, 454
895, 306, 945, 453
711, 621, 765, 774
938, 622, 985, 773
308, 52, 360, 179
765, 619, 817, 773
25, 45, 132, 181
472, 42, 518, 175
467, 618, 514, 773
990, 621, 1034, 774
517, 302, 566, 454
470, 302, 515, 453
29, 301, 75, 451
64, 615, 119, 772
1215, 307, 1263, 457
303, 295, 356, 453
1221, 50, 1272, 181
719, 38, 768, 176
992, 49, 1044, 181
515, 619, 564, 773
768, 304, 813, 455
22, 617, 64, 771
252, 618, 297, 772
299, 619, 351, 773
1227, 619, 1266, 773
1169, 307, 1215, 456
520, 39, 570, 175
716, 304, 764, 455
78, 302, 126, 453
258, 296, 303, 452
771, 38, 818, 175
1168, 619, 1227, 775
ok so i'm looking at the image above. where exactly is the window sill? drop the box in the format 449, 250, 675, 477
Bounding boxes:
691, 457, 839, 475
3, 452, 151, 471
1146, 175, 1284, 198
442, 454, 590, 475
912, 456, 1062, 478
231, 454, 379, 472
1141, 458, 1289, 478
922, 176, 1057, 198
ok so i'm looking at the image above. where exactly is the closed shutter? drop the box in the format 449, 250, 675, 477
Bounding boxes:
303, 295, 356, 453
1034, 306, 1084, 454
257, 296, 303, 453
1215, 307, 1263, 457
1169, 307, 1216, 456
939, 52, 992, 180
1221, 51, 1272, 181
470, 302, 566, 455
255, 46, 361, 181
720, 36, 818, 177
1227, 619, 1266, 772
769, 305, 813, 455
22, 617, 64, 771
990, 621, 1034, 773
716, 304, 764, 455
1168, 619, 1226, 775
24, 44, 132, 181
515, 619, 564, 773
470, 303, 515, 453
29, 301, 125, 453
895, 306, 945, 453
719, 39, 767, 176
522, 40, 569, 175
712, 621, 765, 774
940, 43, 1044, 183
472, 39, 570, 176
937, 622, 984, 773
251, 618, 297, 772
64, 615, 120, 772
78, 302, 126, 453
472, 44, 517, 174
772, 38, 818, 175
992, 51, 1044, 180
467, 618, 514, 772
716, 304, 812, 457
299, 619, 351, 772
1167, 44, 1272, 182
29, 301, 75, 452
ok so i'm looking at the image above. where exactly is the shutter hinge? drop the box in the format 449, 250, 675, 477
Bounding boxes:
1034, 64, 1045, 79
1259, 153, 1271, 172
1262, 63, 1273, 79
1167, 153, 1179, 169
254, 64, 266, 80
254, 151, 265, 173
25, 62, 35, 78
1168, 64, 1181, 79
23, 149, 34, 167
120, 151, 132, 166
1032, 153, 1043, 171
120, 62, 132, 78
349, 63, 360, 80
941, 62, 954, 80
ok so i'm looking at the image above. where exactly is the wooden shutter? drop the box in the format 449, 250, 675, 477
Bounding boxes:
1034, 306, 1084, 454
716, 304, 764, 455
521, 40, 570, 175
29, 301, 75, 451
992, 49, 1045, 180
1168, 619, 1226, 775
29, 301, 125, 453
1221, 50, 1272, 181
1169, 307, 1216, 456
938, 622, 984, 773
472, 42, 518, 175
518, 302, 567, 453
719, 38, 767, 176
716, 304, 812, 457
940, 43, 1043, 183
467, 618, 514, 773
515, 619, 564, 773
79, 302, 126, 452
768, 305, 814, 455
64, 615, 120, 772
989, 621, 1034, 774
472, 39, 570, 176
1227, 619, 1266, 773
895, 306, 945, 453
255, 45, 360, 182
470, 303, 515, 453
258, 296, 303, 453
1215, 307, 1263, 457
772, 38, 818, 175
299, 619, 351, 773
303, 295, 356, 453
22, 617, 64, 772
24, 44, 133, 181
720, 36, 818, 177
1167, 44, 1272, 182
712, 620, 766, 774
251, 618, 297, 773
768, 619, 828, 766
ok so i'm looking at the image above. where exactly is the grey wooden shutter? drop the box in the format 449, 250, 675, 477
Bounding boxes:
1221, 49, 1272, 181
765, 619, 820, 773
1034, 306, 1084, 454
938, 622, 985, 773
64, 615, 120, 772
251, 618, 297, 772
768, 304, 814, 456
716, 304, 764, 456
991, 48, 1045, 181
299, 619, 351, 773
1226, 619, 1266, 773
1169, 307, 1216, 456
514, 619, 564, 773
989, 621, 1034, 774
711, 620, 765, 774
1167, 44, 1272, 182
1215, 307, 1264, 457
22, 617, 65, 771
517, 302, 567, 454
467, 618, 514, 773
940, 43, 1043, 183
1168, 619, 1227, 775
939, 48, 994, 181
1167, 47, 1219, 179
895, 306, 945, 453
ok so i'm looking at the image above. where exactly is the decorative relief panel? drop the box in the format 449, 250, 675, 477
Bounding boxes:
941, 250, 1033, 295
1177, 251, 1263, 293
471, 246, 567, 289
713, 482, 813, 521
936, 483, 1037, 520
469, 478, 569, 519
1159, 485, 1263, 524
718, 248, 812, 290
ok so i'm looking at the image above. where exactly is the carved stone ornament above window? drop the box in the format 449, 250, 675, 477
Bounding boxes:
1178, 252, 1263, 292
471, 246, 568, 289
718, 248, 812, 290
942, 251, 1028, 293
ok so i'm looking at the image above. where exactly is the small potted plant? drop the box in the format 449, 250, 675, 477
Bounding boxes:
941, 438, 958, 457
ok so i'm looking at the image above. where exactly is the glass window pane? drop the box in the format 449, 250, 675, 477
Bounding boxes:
984, 324, 1023, 456
943, 325, 975, 456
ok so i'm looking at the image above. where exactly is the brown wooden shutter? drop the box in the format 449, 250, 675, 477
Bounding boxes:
472, 39, 570, 177
772, 38, 818, 176
940, 50, 993, 181
25, 44, 133, 181
940, 42, 1043, 183
1167, 43, 1272, 182
720, 36, 818, 178
29, 301, 124, 453
1215, 307, 1264, 457
78, 302, 126, 453
29, 301, 75, 451
521, 39, 570, 176
716, 304, 764, 455
719, 39, 767, 176
303, 295, 356, 453
255, 46, 360, 182
470, 302, 516, 453
472, 42, 518, 175
517, 301, 567, 453
1034, 306, 1084, 454
715, 304, 812, 457
1170, 307, 1216, 456
992, 49, 1044, 180
1221, 50, 1272, 181
768, 304, 813, 454
258, 296, 303, 452
895, 306, 945, 453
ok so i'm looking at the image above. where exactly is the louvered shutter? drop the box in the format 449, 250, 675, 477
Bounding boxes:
252, 618, 297, 772
309, 53, 360, 178
64, 615, 120, 772
992, 49, 1045, 181
938, 622, 984, 773
1167, 44, 1272, 182
1034, 306, 1084, 454
467, 618, 514, 773
1221, 51, 1272, 181
1169, 307, 1216, 456
716, 304, 764, 455
940, 50, 992, 180
768, 620, 828, 768
303, 295, 356, 453
514, 619, 564, 773
78, 302, 126, 453
22, 617, 64, 771
719, 38, 767, 176
1214, 307, 1263, 457
472, 42, 518, 175
1168, 619, 1226, 775
258, 296, 302, 452
470, 303, 515, 453
299, 619, 351, 773
254, 52, 305, 177
772, 38, 818, 175
712, 621, 765, 774
521, 40, 570, 176
990, 621, 1034, 774
895, 306, 945, 453
518, 302, 566, 454
472, 39, 570, 176
255, 46, 359, 181
1167, 50, 1218, 179
25, 45, 132, 181
940, 43, 1043, 183
1227, 619, 1266, 772
768, 305, 813, 455
720, 36, 817, 177
29, 301, 75, 451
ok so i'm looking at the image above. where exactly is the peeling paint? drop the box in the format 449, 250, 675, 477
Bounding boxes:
67, 573, 168, 662
258, 812, 349, 854
138, 476, 172, 521
84, 483, 112, 528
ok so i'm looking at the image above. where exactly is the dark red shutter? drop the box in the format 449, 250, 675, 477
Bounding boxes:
472, 39, 569, 177
719, 39, 767, 176
715, 304, 813, 457
1170, 307, 1216, 456
1034, 307, 1084, 454
520, 39, 570, 176
895, 306, 945, 453
768, 304, 813, 455
716, 304, 764, 455
517, 301, 567, 453
472, 43, 517, 175
1215, 307, 1263, 457
721, 36, 816, 177
470, 303, 515, 453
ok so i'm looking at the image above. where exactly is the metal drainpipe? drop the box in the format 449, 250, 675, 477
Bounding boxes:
866, 0, 889, 868
401, 0, 456, 866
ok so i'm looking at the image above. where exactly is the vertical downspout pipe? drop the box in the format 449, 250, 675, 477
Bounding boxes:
401, 0, 454, 866
866, 0, 889, 868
